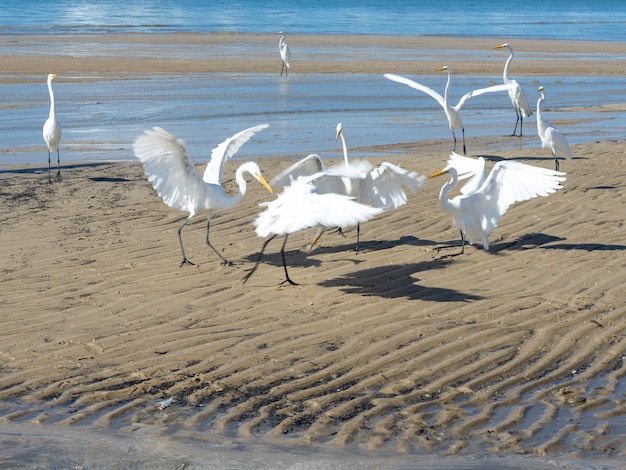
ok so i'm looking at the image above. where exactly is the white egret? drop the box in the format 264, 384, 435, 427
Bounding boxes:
132, 125, 273, 267
43, 73, 62, 183
429, 156, 566, 255
384, 67, 511, 154
243, 173, 383, 285
279, 32, 292, 76
271, 123, 426, 251
494, 43, 533, 137
536, 86, 573, 171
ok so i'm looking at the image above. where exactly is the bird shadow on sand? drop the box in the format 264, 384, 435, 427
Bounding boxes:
318, 259, 484, 302
473, 154, 585, 167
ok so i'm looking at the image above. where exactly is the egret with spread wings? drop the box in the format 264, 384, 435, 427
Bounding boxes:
243, 173, 383, 285
384, 67, 510, 154
271, 123, 426, 251
430, 155, 566, 255
133, 124, 273, 267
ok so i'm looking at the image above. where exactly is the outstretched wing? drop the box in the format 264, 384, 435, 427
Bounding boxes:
254, 178, 383, 238
456, 83, 511, 110
361, 162, 426, 210
383, 73, 445, 109
133, 127, 208, 215
469, 161, 566, 234
271, 154, 328, 188
203, 123, 269, 184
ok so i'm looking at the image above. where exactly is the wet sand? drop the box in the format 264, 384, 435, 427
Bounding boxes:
0, 34, 625, 467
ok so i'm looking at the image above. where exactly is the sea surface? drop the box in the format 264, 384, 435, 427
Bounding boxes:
1, 0, 626, 40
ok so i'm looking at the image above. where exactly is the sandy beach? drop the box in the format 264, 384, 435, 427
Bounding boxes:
1, 34, 625, 467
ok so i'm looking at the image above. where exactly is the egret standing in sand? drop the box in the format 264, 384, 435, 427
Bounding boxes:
279, 32, 292, 76
384, 67, 510, 154
133, 125, 273, 267
43, 73, 62, 183
429, 155, 566, 255
494, 43, 533, 137
243, 173, 383, 286
536, 86, 573, 171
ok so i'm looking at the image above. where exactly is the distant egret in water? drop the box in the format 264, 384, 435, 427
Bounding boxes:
429, 155, 566, 255
536, 86, 573, 171
43, 73, 62, 183
133, 125, 273, 267
243, 173, 383, 285
271, 123, 426, 251
384, 67, 510, 154
279, 32, 292, 76
494, 43, 533, 137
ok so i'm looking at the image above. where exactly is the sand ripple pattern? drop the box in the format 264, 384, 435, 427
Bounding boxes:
0, 142, 624, 458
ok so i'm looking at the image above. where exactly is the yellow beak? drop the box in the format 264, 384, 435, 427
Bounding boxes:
257, 174, 273, 194
429, 169, 449, 179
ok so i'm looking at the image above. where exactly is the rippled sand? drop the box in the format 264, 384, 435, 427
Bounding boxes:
0, 33, 625, 468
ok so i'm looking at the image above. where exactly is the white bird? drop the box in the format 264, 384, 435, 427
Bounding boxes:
43, 73, 62, 183
279, 32, 292, 76
429, 156, 566, 255
271, 123, 426, 251
243, 173, 383, 285
384, 67, 511, 154
494, 43, 533, 137
536, 86, 573, 171
132, 124, 273, 267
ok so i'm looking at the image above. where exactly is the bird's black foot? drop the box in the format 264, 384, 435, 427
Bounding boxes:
55, 172, 62, 182
220, 259, 234, 267
279, 277, 298, 286
180, 258, 195, 267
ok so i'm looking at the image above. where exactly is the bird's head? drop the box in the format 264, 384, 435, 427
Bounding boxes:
48, 73, 57, 80
537, 85, 544, 93
335, 122, 344, 142
494, 43, 510, 50
429, 168, 450, 179
437, 66, 449, 73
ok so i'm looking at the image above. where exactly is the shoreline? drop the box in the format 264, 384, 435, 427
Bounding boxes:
1, 33, 626, 81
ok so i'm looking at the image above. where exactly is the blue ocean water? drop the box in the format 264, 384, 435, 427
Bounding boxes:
1, 0, 625, 41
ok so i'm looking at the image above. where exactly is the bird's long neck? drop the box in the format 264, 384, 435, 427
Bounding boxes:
536, 93, 547, 132
279, 35, 285, 48
339, 133, 349, 168
439, 169, 459, 213
47, 79, 56, 119
222, 166, 248, 210
503, 52, 513, 83
443, 71, 452, 107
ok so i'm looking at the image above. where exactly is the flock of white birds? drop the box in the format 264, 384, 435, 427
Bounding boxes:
42, 36, 573, 285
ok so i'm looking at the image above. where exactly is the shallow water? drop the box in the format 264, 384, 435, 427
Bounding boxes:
2, 73, 625, 166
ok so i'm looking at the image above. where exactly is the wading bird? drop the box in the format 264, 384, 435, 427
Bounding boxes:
279, 32, 292, 76
494, 43, 533, 136
271, 123, 426, 251
536, 86, 573, 171
243, 173, 383, 285
133, 125, 273, 267
384, 67, 510, 154
429, 156, 566, 255
43, 73, 62, 183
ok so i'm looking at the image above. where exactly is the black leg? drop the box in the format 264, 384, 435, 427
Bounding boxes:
279, 235, 298, 286
178, 217, 195, 266
55, 149, 61, 181
242, 235, 277, 284
553, 152, 560, 171
205, 212, 232, 266
461, 128, 466, 155
354, 222, 361, 253
47, 150, 52, 184
511, 109, 520, 136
